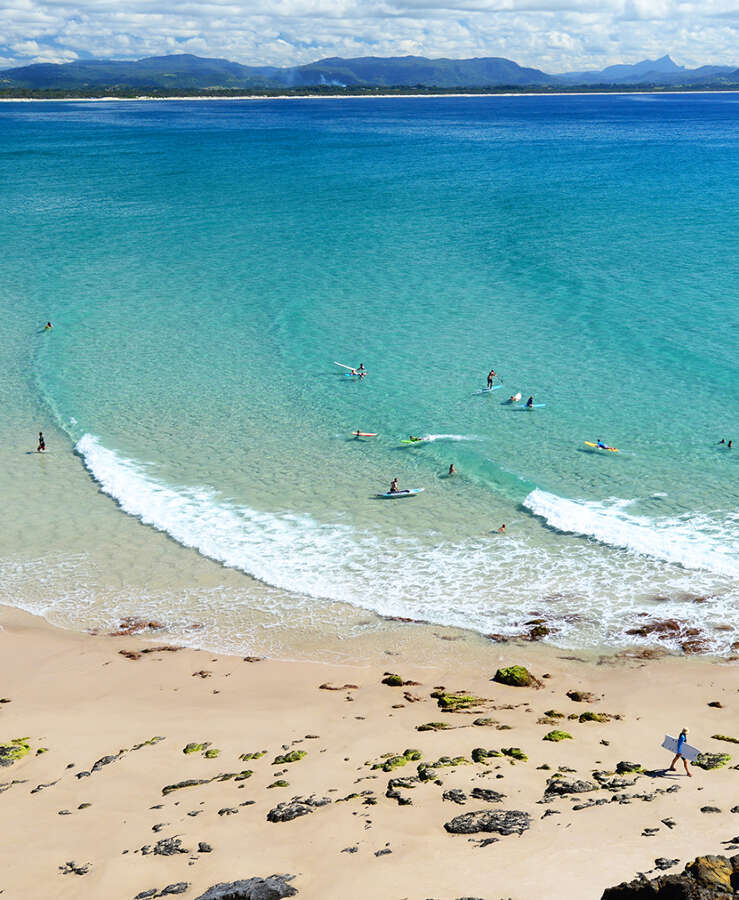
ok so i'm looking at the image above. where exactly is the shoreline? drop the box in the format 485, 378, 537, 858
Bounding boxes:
1, 89, 739, 103
1, 602, 737, 898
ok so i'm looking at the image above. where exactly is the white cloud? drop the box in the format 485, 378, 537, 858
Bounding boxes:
0, 0, 737, 72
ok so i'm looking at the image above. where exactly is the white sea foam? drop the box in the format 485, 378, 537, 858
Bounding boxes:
67, 434, 738, 655
422, 433, 478, 442
524, 488, 739, 578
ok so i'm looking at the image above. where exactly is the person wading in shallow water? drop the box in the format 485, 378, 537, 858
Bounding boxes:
37, 431, 46, 453
668, 727, 693, 777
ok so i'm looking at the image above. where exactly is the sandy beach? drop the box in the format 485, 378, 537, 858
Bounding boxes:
1, 604, 737, 899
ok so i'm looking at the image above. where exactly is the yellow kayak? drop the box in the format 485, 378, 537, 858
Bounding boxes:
585, 441, 619, 453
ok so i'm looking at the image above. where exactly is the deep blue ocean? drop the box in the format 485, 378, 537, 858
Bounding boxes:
1, 93, 737, 654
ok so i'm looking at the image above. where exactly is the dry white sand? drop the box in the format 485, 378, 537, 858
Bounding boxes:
1, 604, 737, 899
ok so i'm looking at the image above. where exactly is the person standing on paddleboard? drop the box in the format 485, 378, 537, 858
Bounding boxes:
487, 369, 497, 389
668, 727, 692, 777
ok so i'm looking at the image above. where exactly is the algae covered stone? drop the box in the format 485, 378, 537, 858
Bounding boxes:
416, 722, 452, 732
432, 691, 486, 711
578, 711, 611, 723
694, 752, 731, 770
381, 673, 404, 687
0, 738, 31, 767
501, 747, 528, 761
616, 761, 643, 774
272, 750, 306, 765
493, 666, 535, 688
183, 742, 210, 755
371, 748, 421, 773
543, 730, 573, 742
472, 747, 502, 763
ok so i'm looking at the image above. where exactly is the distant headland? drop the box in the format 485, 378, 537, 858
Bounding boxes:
1, 52, 737, 99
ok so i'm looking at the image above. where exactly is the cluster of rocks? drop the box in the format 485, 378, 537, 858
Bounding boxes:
601, 854, 739, 898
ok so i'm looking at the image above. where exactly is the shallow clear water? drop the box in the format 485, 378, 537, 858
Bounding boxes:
1, 94, 737, 655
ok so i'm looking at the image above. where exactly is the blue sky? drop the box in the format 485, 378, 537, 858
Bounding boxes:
1, 0, 737, 71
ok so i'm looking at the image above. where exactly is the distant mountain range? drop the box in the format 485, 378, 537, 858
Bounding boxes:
1, 52, 737, 93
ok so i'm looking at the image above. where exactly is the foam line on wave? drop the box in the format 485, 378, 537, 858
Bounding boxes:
523, 488, 739, 578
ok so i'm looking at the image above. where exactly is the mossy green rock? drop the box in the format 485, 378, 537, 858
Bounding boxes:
543, 730, 573, 742
381, 674, 404, 687
372, 755, 408, 772
493, 666, 534, 687
239, 751, 267, 760
36, 747, 48, 755
578, 712, 611, 723
616, 761, 643, 774
501, 747, 528, 761
272, 750, 306, 765
416, 722, 452, 732
0, 739, 31, 767
204, 749, 220, 759
694, 752, 731, 770
472, 747, 502, 763
183, 742, 209, 755
268, 779, 289, 788
432, 691, 485, 711
711, 734, 739, 744
371, 748, 420, 772
544, 710, 565, 719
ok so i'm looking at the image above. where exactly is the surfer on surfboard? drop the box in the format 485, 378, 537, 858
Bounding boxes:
389, 477, 400, 494
526, 396, 534, 408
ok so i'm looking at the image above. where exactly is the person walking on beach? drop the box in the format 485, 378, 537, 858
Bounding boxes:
668, 727, 692, 777
37, 431, 46, 453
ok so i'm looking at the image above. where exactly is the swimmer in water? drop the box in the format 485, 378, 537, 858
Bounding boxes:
37, 431, 46, 452
508, 392, 522, 404
496, 524, 506, 534
448, 463, 456, 475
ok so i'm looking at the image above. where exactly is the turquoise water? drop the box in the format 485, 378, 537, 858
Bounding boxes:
1, 94, 737, 654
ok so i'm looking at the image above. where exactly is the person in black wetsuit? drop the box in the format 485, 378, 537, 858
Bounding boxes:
37, 431, 46, 452
526, 396, 534, 408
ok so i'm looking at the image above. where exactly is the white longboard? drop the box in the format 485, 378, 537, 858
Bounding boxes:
661, 734, 700, 762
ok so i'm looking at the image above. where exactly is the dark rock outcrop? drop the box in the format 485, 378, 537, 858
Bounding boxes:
444, 809, 531, 836
194, 875, 297, 899
601, 853, 739, 898
266, 796, 330, 823
544, 778, 598, 797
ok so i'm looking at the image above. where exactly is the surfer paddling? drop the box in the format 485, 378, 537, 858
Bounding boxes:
508, 392, 522, 404
668, 728, 693, 777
